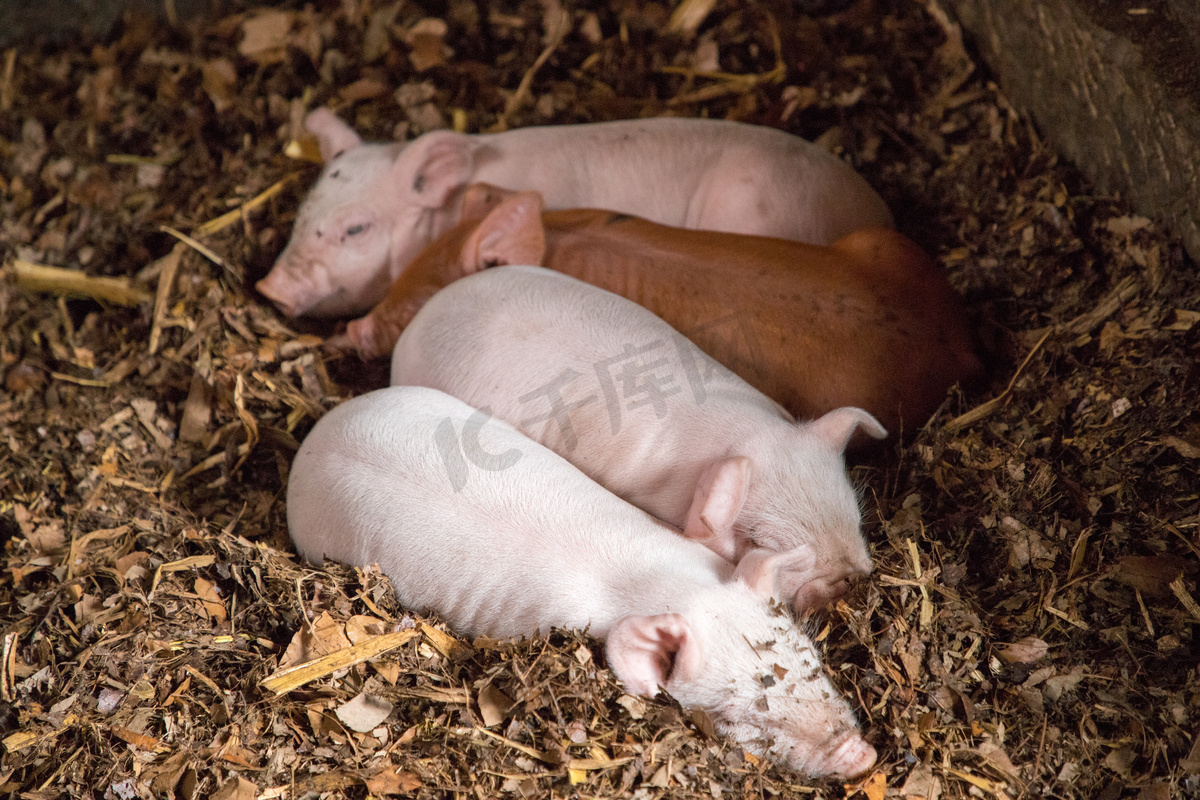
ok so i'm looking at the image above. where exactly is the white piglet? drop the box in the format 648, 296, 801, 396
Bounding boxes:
391, 267, 887, 611
257, 109, 893, 317
288, 385, 876, 779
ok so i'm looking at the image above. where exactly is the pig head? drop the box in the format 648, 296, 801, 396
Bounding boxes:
680, 407, 884, 610
257, 108, 484, 317
608, 550, 876, 777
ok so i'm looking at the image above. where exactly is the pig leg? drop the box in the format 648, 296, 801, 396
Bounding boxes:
346, 283, 442, 359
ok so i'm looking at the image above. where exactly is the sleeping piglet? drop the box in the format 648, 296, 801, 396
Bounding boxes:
255, 108, 893, 317
348, 186, 983, 437
288, 385, 876, 779
391, 267, 887, 611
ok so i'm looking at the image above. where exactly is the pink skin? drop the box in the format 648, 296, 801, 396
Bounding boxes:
288, 385, 876, 778
390, 267, 889, 612
257, 107, 894, 318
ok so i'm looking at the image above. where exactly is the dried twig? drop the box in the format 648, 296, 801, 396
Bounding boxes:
10, 260, 151, 306
944, 328, 1051, 432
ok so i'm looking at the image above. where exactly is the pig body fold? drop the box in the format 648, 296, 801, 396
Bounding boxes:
257, 110, 893, 317
288, 385, 875, 779
351, 188, 983, 436
391, 267, 887, 609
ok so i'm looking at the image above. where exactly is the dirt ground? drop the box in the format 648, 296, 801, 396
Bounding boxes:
1, 0, 1197, 798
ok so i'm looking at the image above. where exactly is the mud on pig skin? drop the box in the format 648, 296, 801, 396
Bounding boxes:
348, 186, 984, 439
255, 108, 893, 318
288, 385, 876, 779
390, 267, 887, 611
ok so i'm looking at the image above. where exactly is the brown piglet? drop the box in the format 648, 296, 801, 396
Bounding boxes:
344, 185, 983, 438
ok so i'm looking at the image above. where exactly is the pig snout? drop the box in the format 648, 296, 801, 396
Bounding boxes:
791, 564, 871, 611
256, 267, 306, 318
792, 733, 877, 779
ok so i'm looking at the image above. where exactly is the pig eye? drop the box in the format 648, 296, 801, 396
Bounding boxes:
346, 223, 368, 237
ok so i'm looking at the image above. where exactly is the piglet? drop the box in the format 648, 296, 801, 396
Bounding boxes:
391, 267, 887, 610
288, 385, 875, 778
349, 187, 983, 437
256, 108, 893, 317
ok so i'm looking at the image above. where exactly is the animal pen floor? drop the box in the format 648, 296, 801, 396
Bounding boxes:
0, 1, 1197, 798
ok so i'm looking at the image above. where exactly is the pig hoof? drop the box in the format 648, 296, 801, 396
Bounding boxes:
323, 332, 355, 352
828, 736, 877, 779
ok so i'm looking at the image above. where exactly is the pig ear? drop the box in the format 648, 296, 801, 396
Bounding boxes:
806, 407, 887, 453
459, 192, 548, 272
406, 130, 480, 209
682, 456, 752, 562
606, 613, 696, 697
459, 182, 520, 220
305, 108, 363, 162
734, 545, 816, 600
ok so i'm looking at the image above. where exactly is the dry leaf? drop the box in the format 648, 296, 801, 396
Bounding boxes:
860, 770, 887, 800
1002, 516, 1058, 569
335, 692, 393, 733
211, 775, 257, 800
278, 611, 353, 669
1109, 556, 1183, 598
201, 58, 237, 113
478, 682, 515, 727
405, 18, 450, 72
997, 636, 1048, 665
1138, 782, 1171, 800
373, 660, 401, 685
616, 694, 646, 719
1104, 215, 1152, 236
1166, 309, 1200, 331
571, 721, 597, 746
363, 2, 402, 62
1043, 665, 1085, 701
194, 577, 227, 623
74, 594, 104, 623
239, 10, 295, 62
1181, 735, 1200, 772
26, 520, 66, 554
147, 750, 190, 796
364, 765, 422, 795
976, 740, 1019, 780
344, 615, 387, 644
687, 707, 716, 738
339, 78, 391, 103
900, 762, 942, 800
179, 369, 213, 443
1104, 744, 1135, 777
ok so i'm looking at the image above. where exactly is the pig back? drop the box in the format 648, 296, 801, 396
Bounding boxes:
287, 386, 705, 637
536, 216, 981, 434
391, 267, 785, 520
476, 117, 892, 245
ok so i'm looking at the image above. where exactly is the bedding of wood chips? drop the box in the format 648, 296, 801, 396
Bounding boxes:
0, 0, 1197, 797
